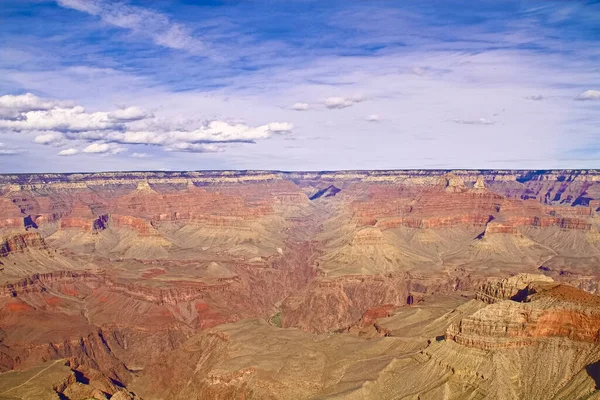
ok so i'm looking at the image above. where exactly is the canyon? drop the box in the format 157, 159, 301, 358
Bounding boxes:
1, 170, 600, 399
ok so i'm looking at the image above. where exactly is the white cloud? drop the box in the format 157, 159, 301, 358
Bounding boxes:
58, 148, 80, 156
0, 93, 292, 156
411, 67, 426, 76
0, 95, 144, 132
56, 0, 204, 53
266, 122, 293, 133
154, 25, 199, 51
83, 142, 127, 154
575, 90, 600, 101
0, 92, 71, 111
0, 142, 21, 155
163, 143, 221, 153
324, 96, 364, 109
109, 106, 152, 121
365, 114, 382, 122
187, 120, 273, 142
0, 106, 121, 132
452, 117, 495, 125
34, 132, 64, 145
179, 120, 290, 142
56, 0, 101, 14
0, 92, 73, 119
108, 120, 292, 146
292, 102, 310, 111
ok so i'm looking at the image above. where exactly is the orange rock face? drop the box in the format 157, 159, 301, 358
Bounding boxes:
111, 214, 159, 236
449, 277, 600, 349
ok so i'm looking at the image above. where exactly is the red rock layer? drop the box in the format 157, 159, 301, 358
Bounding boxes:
351, 186, 501, 228
111, 214, 159, 236
0, 232, 46, 256
447, 301, 600, 349
281, 275, 411, 333
450, 280, 600, 349
0, 240, 317, 376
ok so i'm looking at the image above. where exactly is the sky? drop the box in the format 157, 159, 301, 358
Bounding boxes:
0, 0, 599, 172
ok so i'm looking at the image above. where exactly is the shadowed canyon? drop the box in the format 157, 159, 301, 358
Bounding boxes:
2, 170, 600, 399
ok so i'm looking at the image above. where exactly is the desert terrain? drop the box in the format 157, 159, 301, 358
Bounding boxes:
1, 169, 600, 399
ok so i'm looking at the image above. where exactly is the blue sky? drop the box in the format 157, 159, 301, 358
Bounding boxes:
0, 0, 599, 172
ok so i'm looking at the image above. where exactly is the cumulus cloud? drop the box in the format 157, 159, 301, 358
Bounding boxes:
1, 93, 293, 156
452, 118, 495, 125
106, 121, 292, 146
0, 93, 73, 119
58, 148, 80, 156
0, 92, 71, 111
0, 106, 132, 132
291, 102, 310, 111
109, 106, 152, 121
83, 142, 127, 154
266, 122, 293, 133
575, 90, 600, 101
56, 0, 204, 53
34, 132, 64, 145
365, 114, 382, 122
324, 96, 364, 109
2, 99, 151, 134
131, 152, 151, 158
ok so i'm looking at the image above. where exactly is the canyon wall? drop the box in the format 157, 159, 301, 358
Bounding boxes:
1, 170, 600, 398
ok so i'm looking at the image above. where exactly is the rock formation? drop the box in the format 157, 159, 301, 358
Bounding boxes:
0, 170, 599, 398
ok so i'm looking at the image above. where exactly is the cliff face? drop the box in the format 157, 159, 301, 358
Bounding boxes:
0, 232, 47, 256
475, 273, 555, 303
448, 275, 600, 349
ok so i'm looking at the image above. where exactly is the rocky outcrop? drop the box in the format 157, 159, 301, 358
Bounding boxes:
476, 274, 555, 303
111, 214, 161, 236
351, 227, 385, 245
472, 175, 487, 193
0, 358, 140, 399
344, 304, 398, 338
441, 173, 468, 193
0, 232, 46, 257
281, 275, 411, 333
449, 277, 600, 349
